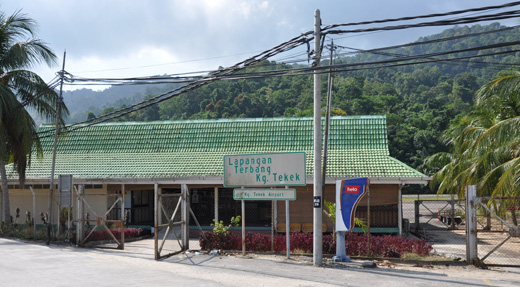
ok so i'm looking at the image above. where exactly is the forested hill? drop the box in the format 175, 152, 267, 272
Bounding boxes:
67, 23, 520, 179
338, 22, 517, 80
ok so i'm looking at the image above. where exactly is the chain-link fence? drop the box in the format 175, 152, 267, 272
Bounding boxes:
474, 197, 520, 266
401, 194, 467, 260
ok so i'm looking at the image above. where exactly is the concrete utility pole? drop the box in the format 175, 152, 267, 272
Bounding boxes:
322, 39, 334, 200
313, 9, 323, 267
47, 50, 66, 245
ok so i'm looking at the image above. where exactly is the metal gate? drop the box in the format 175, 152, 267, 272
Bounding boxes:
154, 184, 189, 260
413, 196, 465, 234
466, 187, 520, 267
76, 185, 125, 249
408, 196, 467, 260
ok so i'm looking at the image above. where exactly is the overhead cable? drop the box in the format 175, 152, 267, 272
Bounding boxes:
322, 1, 520, 30
323, 10, 520, 36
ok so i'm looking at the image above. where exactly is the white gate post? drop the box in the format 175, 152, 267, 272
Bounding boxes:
182, 184, 189, 250
154, 183, 159, 260
76, 184, 85, 245
465, 185, 478, 265
120, 184, 125, 250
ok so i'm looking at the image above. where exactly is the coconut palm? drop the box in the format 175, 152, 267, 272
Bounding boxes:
0, 10, 68, 224
428, 107, 497, 196
428, 71, 520, 225
473, 72, 520, 224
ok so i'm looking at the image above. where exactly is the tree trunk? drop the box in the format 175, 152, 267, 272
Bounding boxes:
0, 156, 11, 225
511, 209, 518, 226
484, 212, 491, 230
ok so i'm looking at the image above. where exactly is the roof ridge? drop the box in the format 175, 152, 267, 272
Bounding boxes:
40, 115, 387, 128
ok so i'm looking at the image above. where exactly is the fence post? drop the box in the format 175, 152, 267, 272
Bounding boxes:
465, 185, 478, 265
182, 184, 189, 250
414, 199, 420, 233
154, 183, 159, 260
76, 184, 85, 245
214, 187, 219, 223
398, 184, 403, 236
29, 187, 37, 237
120, 185, 125, 250
271, 200, 276, 252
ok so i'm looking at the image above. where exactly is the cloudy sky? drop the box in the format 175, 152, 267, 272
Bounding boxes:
2, 1, 518, 90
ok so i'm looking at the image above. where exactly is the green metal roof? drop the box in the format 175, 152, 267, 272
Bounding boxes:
8, 115, 428, 181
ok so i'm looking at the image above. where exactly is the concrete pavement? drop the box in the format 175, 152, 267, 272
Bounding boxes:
1, 237, 519, 286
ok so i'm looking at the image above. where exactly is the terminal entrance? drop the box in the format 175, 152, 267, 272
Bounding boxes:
189, 187, 272, 228
130, 189, 154, 225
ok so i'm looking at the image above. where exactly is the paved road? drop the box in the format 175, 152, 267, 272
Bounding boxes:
1, 238, 519, 286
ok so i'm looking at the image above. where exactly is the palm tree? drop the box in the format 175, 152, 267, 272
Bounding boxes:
427, 71, 520, 225
473, 72, 520, 224
0, 10, 68, 224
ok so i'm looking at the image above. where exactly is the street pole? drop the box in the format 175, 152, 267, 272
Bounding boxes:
313, 9, 323, 267
321, 39, 334, 200
47, 50, 66, 245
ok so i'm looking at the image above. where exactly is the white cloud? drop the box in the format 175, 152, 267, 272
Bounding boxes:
1, 0, 516, 91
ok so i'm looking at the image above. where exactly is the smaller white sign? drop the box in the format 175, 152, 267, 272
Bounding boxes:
233, 189, 296, 201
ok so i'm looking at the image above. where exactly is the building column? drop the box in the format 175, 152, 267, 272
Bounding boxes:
214, 187, 219, 222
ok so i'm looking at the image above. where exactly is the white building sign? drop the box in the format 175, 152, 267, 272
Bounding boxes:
224, 152, 306, 187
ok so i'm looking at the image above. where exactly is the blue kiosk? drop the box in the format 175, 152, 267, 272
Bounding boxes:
333, 177, 369, 262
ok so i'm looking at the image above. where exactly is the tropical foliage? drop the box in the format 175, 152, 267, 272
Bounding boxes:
427, 71, 520, 223
0, 10, 67, 224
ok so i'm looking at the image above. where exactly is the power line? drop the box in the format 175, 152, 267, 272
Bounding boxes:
322, 1, 520, 30
327, 2, 518, 44
37, 32, 314, 138
64, 24, 520, 87
38, 38, 520, 140
64, 20, 520, 86
52, 37, 520, 133
331, 25, 520, 58
204, 48, 520, 82
70, 50, 266, 74
323, 10, 520, 36
71, 38, 520, 85
59, 1, 520, 77
65, 7, 520, 85
19, 75, 61, 107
